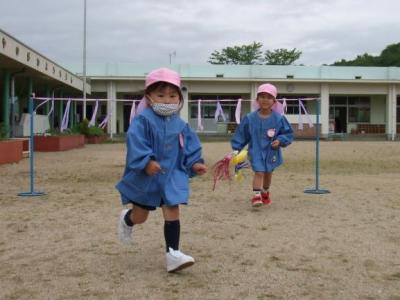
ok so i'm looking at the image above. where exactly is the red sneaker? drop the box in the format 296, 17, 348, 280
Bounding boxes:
251, 194, 263, 207
261, 192, 272, 206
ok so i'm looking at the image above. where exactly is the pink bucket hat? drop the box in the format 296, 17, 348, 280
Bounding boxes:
252, 83, 284, 114
136, 68, 182, 115
257, 83, 277, 98
145, 67, 181, 89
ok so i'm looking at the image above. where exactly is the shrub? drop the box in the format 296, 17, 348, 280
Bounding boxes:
77, 119, 105, 137
0, 123, 7, 140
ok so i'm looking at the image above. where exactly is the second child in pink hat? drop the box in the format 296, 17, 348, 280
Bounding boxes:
116, 67, 207, 272
231, 83, 294, 207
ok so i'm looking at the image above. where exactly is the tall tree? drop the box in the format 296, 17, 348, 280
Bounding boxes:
379, 43, 400, 66
332, 43, 400, 66
208, 42, 263, 65
332, 53, 379, 66
264, 48, 302, 65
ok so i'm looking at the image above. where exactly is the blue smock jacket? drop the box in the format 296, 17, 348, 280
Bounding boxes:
231, 110, 293, 172
116, 108, 203, 207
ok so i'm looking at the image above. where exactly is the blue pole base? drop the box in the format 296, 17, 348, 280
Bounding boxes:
304, 188, 330, 194
18, 191, 47, 197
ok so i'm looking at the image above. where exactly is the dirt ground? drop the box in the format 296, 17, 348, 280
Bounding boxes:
1, 141, 400, 300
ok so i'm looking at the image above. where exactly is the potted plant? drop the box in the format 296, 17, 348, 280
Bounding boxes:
33, 127, 85, 152
0, 123, 24, 164
79, 119, 107, 144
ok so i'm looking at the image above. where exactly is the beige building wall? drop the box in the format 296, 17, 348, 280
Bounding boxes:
91, 78, 398, 139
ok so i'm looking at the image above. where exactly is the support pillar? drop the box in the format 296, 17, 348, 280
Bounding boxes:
2, 70, 11, 138
320, 83, 330, 138
386, 84, 397, 141
106, 81, 117, 137
58, 90, 64, 130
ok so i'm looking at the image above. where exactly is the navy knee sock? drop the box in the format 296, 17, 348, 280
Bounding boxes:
164, 220, 180, 252
124, 209, 134, 227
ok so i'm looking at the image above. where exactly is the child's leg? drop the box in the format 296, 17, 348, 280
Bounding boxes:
253, 172, 264, 190
261, 172, 273, 205
118, 204, 149, 244
162, 205, 180, 251
262, 172, 272, 191
129, 204, 150, 224
251, 172, 264, 207
162, 205, 194, 272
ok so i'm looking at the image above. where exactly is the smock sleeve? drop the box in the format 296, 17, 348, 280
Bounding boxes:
182, 125, 203, 177
231, 115, 250, 151
126, 115, 155, 171
276, 115, 294, 147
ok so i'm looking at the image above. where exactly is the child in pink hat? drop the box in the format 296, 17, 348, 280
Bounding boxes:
116, 68, 207, 272
231, 83, 293, 207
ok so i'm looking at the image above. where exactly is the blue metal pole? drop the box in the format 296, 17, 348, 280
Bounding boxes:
29, 95, 34, 193
316, 98, 320, 190
304, 98, 330, 194
18, 95, 46, 197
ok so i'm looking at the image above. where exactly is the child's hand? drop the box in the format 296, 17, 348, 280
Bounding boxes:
271, 140, 280, 149
192, 163, 207, 176
145, 160, 161, 176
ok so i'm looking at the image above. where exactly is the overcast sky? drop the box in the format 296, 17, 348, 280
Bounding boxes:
1, 0, 400, 70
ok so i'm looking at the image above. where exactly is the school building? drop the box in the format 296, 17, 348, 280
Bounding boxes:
1, 28, 399, 140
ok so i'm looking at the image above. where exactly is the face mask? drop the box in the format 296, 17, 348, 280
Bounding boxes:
151, 102, 181, 116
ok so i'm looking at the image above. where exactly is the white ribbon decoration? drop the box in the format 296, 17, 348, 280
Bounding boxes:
214, 101, 226, 122
197, 99, 204, 131
235, 98, 242, 124
129, 100, 137, 124
89, 100, 99, 127
297, 99, 313, 130
99, 99, 113, 129
34, 98, 50, 113
60, 99, 72, 132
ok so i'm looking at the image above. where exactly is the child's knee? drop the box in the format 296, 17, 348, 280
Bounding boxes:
132, 208, 149, 224
134, 214, 148, 224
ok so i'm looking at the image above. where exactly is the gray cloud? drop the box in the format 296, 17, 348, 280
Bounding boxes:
1, 0, 399, 69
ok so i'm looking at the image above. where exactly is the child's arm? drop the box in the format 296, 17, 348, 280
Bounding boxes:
183, 125, 206, 177
275, 116, 294, 147
230, 116, 250, 151
126, 116, 156, 172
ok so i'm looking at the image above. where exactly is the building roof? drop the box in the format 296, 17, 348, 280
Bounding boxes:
0, 28, 89, 92
70, 63, 400, 83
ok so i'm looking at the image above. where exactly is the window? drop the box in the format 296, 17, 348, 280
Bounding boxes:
349, 107, 370, 123
191, 104, 231, 120
279, 94, 315, 115
348, 96, 370, 123
330, 96, 346, 105
189, 95, 243, 122
397, 97, 400, 123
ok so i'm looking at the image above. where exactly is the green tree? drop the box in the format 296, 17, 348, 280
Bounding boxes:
332, 53, 379, 66
379, 43, 400, 66
264, 48, 302, 65
331, 43, 400, 66
208, 42, 302, 65
208, 42, 264, 65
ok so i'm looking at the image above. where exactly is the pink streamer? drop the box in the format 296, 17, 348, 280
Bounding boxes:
99, 100, 113, 129
89, 100, 99, 126
129, 100, 137, 124
235, 98, 242, 124
34, 98, 50, 112
197, 99, 204, 131
297, 99, 313, 130
47, 99, 54, 117
61, 99, 71, 132
214, 101, 226, 122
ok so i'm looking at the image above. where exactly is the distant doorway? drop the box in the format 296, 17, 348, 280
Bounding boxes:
333, 107, 347, 133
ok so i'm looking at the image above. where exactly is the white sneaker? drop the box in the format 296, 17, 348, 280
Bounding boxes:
118, 209, 133, 244
166, 248, 195, 272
